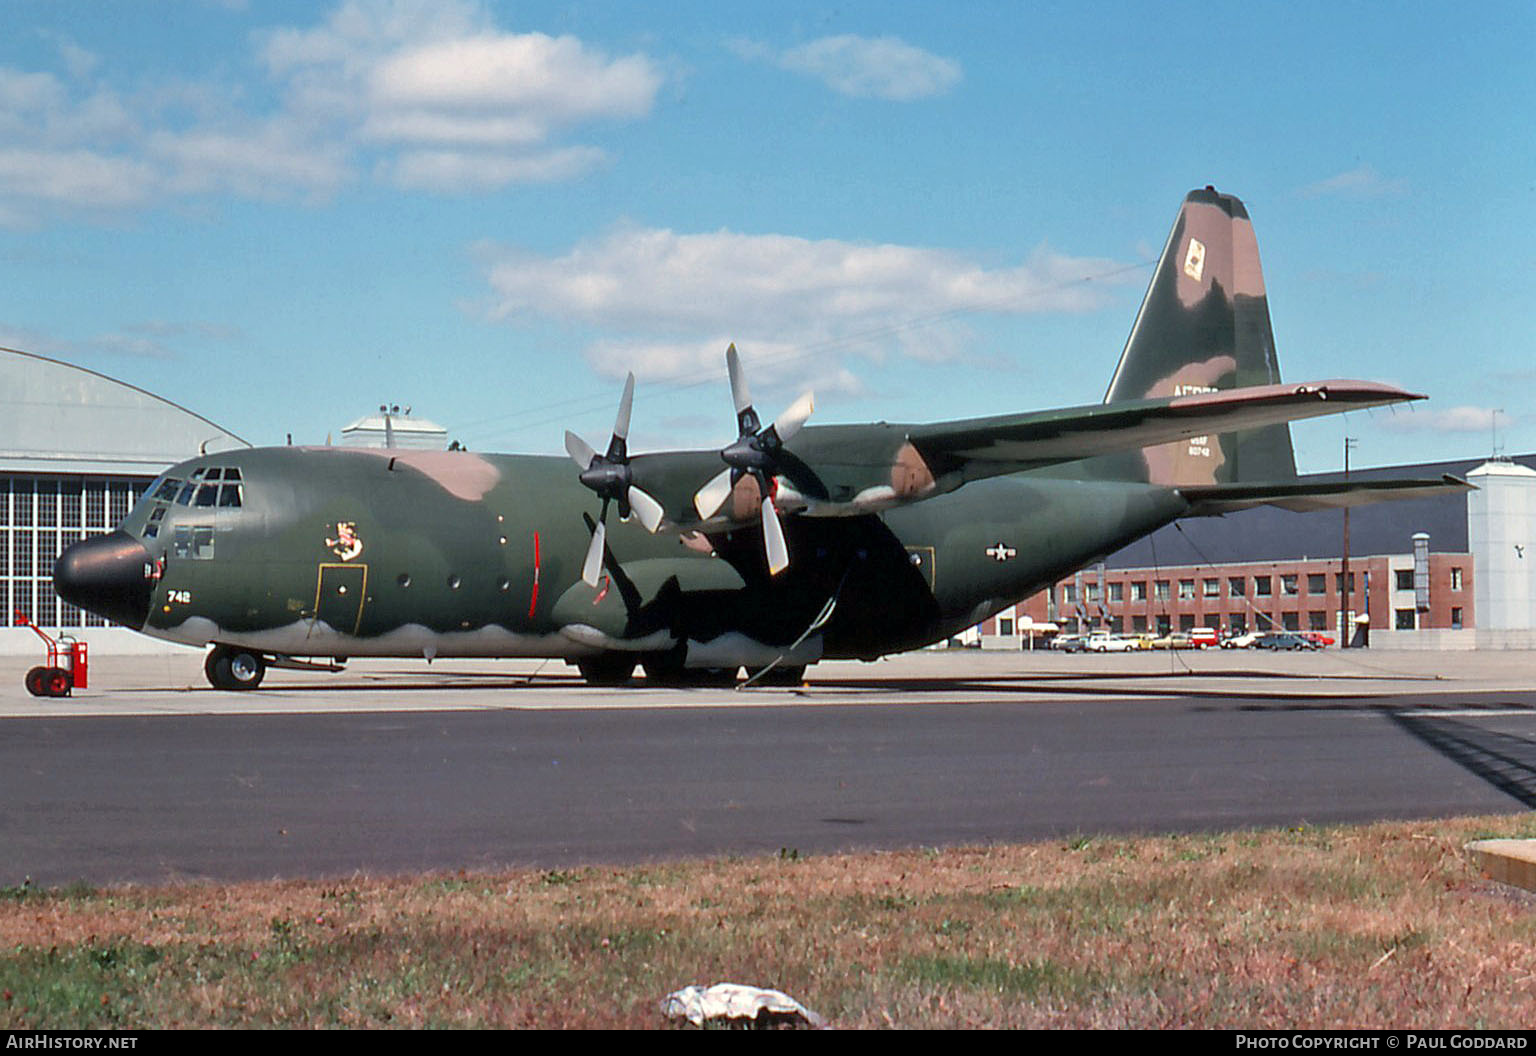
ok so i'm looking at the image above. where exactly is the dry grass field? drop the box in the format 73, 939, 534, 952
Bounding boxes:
3, 813, 1535, 1029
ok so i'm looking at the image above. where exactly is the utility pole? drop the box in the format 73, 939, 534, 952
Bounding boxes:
1340, 437, 1358, 648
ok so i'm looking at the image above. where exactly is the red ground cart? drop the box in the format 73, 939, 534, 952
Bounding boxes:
16, 611, 88, 697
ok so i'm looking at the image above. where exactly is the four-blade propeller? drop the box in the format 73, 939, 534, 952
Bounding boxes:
691, 344, 814, 576
565, 373, 665, 587
569, 349, 813, 584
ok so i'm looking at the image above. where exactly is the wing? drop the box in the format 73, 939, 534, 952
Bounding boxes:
905, 380, 1417, 471
624, 378, 1425, 534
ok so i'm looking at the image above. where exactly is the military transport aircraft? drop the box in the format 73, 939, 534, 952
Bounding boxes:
54, 188, 1467, 690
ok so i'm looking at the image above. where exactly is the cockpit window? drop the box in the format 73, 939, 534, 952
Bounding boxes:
151, 466, 245, 515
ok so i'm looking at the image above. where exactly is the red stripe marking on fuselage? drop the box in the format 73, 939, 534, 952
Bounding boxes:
528, 531, 541, 620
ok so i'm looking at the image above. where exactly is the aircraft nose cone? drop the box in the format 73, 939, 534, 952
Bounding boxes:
53, 530, 156, 629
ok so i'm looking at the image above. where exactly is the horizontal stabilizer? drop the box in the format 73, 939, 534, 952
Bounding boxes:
1178, 474, 1473, 516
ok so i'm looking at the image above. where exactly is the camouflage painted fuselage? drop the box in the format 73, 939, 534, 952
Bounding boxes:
118, 443, 1188, 666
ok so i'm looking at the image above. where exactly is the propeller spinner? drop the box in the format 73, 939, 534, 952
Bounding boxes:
565, 373, 665, 587
692, 344, 814, 576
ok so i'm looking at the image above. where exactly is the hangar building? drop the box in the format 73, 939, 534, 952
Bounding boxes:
0, 347, 247, 654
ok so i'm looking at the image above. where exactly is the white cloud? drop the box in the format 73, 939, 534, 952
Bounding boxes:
481, 225, 1129, 389
385, 145, 607, 191
259, 1, 661, 190
0, 319, 235, 361
0, 0, 664, 220
149, 122, 353, 199
0, 148, 157, 210
743, 35, 961, 101
41, 32, 100, 80
486, 227, 1116, 330
1298, 164, 1408, 199
368, 34, 660, 127
1378, 405, 1510, 433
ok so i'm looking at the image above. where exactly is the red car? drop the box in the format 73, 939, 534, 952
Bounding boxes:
1300, 632, 1336, 647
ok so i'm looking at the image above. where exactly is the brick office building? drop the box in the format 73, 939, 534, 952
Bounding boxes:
974, 455, 1529, 649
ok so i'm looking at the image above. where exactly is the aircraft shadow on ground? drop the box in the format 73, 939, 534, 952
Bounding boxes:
153, 667, 1415, 704
1389, 712, 1536, 809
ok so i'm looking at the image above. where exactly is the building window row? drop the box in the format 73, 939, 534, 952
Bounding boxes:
1070, 570, 1380, 608
0, 476, 144, 629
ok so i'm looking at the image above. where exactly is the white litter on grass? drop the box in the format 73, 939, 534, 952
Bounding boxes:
661, 983, 826, 1028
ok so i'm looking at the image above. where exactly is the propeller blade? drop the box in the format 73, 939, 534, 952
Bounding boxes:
726, 343, 753, 418
564, 430, 597, 470
771, 391, 815, 444
627, 485, 665, 533
611, 372, 635, 447
694, 467, 735, 520
600, 373, 636, 463
761, 496, 789, 576
581, 518, 607, 587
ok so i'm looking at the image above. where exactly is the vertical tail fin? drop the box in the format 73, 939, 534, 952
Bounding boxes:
1103, 187, 1297, 485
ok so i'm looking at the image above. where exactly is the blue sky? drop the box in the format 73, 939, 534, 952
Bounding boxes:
1, 0, 1531, 473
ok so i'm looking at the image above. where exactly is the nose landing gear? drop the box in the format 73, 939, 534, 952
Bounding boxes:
205, 645, 267, 690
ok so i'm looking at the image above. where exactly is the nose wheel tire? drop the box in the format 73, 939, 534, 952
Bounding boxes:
205, 646, 267, 690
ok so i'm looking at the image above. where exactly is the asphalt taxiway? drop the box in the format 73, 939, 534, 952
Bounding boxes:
2, 648, 1533, 885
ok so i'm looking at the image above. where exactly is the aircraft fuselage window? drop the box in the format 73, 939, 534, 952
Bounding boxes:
194, 484, 219, 507
173, 524, 216, 560
217, 484, 242, 508
153, 479, 182, 502
175, 483, 197, 506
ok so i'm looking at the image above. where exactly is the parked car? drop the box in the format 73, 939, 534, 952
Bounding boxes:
1189, 626, 1218, 648
1151, 631, 1195, 649
1086, 631, 1138, 652
1253, 632, 1319, 651
1301, 632, 1336, 647
1050, 634, 1088, 653
1221, 631, 1262, 649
